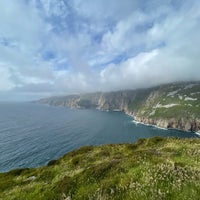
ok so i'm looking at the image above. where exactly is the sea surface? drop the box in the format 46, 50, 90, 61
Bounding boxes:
0, 102, 199, 172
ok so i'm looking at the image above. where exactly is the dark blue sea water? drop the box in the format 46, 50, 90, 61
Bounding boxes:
0, 102, 199, 172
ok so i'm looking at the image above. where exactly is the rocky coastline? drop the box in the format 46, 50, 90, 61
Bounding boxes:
125, 110, 200, 134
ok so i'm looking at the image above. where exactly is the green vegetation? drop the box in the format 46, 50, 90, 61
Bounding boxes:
0, 137, 199, 200
128, 89, 153, 112
136, 82, 200, 120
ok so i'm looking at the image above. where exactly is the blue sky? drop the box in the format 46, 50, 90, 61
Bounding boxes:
0, 0, 200, 100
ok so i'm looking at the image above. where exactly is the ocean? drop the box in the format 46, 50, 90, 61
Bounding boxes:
0, 102, 199, 172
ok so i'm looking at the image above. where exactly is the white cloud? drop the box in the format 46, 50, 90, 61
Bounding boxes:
101, 12, 148, 52
0, 0, 200, 100
72, 0, 138, 22
97, 0, 200, 91
100, 50, 160, 90
0, 65, 15, 91
0, 1, 47, 51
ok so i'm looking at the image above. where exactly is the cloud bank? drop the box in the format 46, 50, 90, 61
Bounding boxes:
0, 0, 200, 100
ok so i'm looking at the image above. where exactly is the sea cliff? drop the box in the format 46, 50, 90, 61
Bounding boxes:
132, 115, 200, 133
37, 81, 200, 133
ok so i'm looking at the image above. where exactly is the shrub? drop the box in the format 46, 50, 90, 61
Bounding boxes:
47, 159, 60, 166
54, 176, 76, 197
147, 136, 165, 146
6, 168, 29, 176
71, 156, 81, 166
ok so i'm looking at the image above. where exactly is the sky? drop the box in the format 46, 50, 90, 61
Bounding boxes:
0, 0, 200, 101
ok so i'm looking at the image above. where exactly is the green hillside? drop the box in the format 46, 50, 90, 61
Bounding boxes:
1, 137, 199, 200
135, 83, 200, 119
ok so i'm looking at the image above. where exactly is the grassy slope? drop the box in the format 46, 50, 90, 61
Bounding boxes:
134, 83, 200, 119
0, 137, 199, 200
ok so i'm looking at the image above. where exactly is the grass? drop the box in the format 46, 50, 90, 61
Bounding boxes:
136, 83, 200, 120
0, 137, 199, 200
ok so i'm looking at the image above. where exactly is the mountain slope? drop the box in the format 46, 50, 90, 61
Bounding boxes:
37, 82, 200, 133
132, 82, 200, 132
0, 137, 200, 200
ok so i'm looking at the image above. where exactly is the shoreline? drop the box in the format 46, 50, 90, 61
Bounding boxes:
132, 119, 168, 131
195, 132, 200, 136
124, 111, 200, 136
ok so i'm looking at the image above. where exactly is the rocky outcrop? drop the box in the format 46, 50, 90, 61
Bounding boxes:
134, 115, 200, 133
96, 91, 133, 111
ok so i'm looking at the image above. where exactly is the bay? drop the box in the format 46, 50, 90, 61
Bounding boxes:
0, 102, 198, 172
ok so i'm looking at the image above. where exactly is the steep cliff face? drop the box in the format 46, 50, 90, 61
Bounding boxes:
134, 116, 200, 132
37, 82, 200, 133
38, 91, 136, 111
97, 91, 134, 111
132, 82, 200, 132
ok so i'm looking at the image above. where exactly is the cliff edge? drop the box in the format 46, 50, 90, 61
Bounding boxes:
1, 137, 200, 199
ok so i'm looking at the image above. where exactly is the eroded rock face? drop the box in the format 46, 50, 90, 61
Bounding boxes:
133, 115, 200, 133
97, 92, 131, 111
